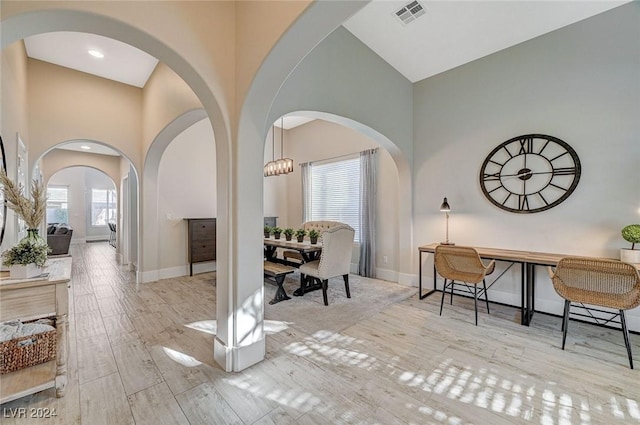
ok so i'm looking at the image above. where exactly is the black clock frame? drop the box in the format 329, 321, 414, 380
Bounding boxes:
479, 134, 581, 213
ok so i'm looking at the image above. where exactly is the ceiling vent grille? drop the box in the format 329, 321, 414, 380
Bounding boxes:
394, 1, 426, 25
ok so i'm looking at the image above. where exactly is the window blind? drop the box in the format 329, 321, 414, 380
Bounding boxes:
310, 157, 361, 242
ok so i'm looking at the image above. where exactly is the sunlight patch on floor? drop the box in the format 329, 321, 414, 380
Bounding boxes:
162, 346, 202, 367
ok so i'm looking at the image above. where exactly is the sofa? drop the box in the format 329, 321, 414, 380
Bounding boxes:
46, 223, 73, 255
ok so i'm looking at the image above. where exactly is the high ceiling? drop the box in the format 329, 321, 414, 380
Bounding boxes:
343, 0, 629, 83
21, 1, 629, 126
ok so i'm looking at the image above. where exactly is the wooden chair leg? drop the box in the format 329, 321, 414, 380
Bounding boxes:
322, 279, 329, 306
483, 279, 490, 314
620, 310, 634, 369
439, 279, 448, 316
561, 299, 571, 350
343, 274, 350, 298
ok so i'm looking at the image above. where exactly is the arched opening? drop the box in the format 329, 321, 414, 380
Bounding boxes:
45, 165, 117, 251
1, 8, 231, 286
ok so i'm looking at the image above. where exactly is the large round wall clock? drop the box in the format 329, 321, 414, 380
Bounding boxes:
479, 134, 581, 213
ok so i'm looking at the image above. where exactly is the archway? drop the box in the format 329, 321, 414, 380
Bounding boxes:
37, 139, 139, 268
1, 7, 231, 286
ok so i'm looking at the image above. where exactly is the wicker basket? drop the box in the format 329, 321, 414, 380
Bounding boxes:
0, 320, 57, 374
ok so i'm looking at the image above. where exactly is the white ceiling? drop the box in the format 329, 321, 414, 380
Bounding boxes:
343, 0, 629, 83
24, 32, 158, 88
56, 141, 120, 157
21, 1, 629, 127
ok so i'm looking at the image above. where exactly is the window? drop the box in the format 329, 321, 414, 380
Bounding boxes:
91, 189, 117, 226
46, 186, 69, 224
309, 156, 361, 241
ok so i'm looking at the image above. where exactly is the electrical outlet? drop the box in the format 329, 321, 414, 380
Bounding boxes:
383, 255, 388, 264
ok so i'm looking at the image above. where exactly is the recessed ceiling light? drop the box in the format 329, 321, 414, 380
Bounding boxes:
87, 49, 104, 59
80, 145, 91, 150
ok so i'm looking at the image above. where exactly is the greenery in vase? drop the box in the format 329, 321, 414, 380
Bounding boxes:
294, 228, 306, 238
308, 229, 320, 239
622, 224, 640, 250
264, 225, 272, 235
2, 239, 50, 267
283, 228, 294, 237
272, 227, 282, 235
0, 169, 47, 229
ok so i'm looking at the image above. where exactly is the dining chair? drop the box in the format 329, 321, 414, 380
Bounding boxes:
435, 245, 495, 325
283, 220, 345, 263
298, 224, 355, 306
548, 257, 640, 368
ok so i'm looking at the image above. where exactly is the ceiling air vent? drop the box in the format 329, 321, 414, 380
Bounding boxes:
394, 1, 426, 25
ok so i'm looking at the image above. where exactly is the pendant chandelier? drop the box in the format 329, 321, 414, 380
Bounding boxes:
264, 117, 294, 177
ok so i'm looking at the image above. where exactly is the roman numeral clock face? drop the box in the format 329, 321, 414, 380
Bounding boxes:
479, 134, 581, 213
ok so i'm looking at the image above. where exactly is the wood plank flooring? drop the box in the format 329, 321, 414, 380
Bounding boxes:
1, 242, 638, 424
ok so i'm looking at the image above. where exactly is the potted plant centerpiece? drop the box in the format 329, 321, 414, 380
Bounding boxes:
620, 224, 640, 264
283, 227, 294, 241
308, 229, 320, 244
264, 225, 272, 238
295, 228, 306, 243
272, 227, 282, 240
0, 169, 49, 278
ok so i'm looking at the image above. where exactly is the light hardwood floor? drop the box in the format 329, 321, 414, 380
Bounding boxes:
1, 242, 638, 424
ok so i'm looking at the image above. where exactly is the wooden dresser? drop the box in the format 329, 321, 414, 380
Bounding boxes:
0, 257, 72, 404
185, 218, 216, 276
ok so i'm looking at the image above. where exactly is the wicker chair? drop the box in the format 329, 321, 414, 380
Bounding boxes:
298, 224, 355, 306
435, 245, 495, 325
548, 257, 640, 369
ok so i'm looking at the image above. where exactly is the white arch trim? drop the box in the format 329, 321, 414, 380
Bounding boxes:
140, 109, 208, 283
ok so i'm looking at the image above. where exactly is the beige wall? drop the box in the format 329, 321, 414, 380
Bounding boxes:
158, 118, 216, 275
0, 41, 29, 250
27, 59, 143, 172
266, 119, 401, 277
42, 149, 122, 188
142, 62, 202, 155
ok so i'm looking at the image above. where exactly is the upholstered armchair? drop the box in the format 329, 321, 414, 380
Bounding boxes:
283, 220, 346, 263
298, 224, 355, 306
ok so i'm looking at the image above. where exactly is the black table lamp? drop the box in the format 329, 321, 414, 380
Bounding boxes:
440, 197, 454, 245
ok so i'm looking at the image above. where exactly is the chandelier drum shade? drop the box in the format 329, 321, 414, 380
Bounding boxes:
264, 117, 294, 177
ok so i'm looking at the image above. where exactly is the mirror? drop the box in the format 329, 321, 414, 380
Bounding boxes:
0, 135, 6, 246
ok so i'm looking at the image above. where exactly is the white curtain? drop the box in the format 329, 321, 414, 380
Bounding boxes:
359, 149, 377, 277
300, 162, 311, 223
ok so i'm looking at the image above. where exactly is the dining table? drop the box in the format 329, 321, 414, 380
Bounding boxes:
264, 237, 323, 296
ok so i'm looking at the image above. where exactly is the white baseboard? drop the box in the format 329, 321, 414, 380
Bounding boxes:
375, 267, 398, 283
398, 272, 417, 286
140, 261, 216, 283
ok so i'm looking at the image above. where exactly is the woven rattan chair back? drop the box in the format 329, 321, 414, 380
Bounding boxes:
548, 256, 640, 368
551, 257, 640, 310
434, 245, 491, 285
434, 245, 495, 325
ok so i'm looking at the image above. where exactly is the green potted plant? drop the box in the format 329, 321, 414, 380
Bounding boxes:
621, 224, 640, 264
294, 228, 306, 243
308, 229, 320, 244
272, 227, 283, 240
283, 227, 294, 241
2, 238, 50, 278
264, 225, 272, 238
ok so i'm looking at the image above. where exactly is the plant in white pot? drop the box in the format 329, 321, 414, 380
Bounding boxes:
2, 239, 49, 278
0, 169, 49, 277
620, 224, 640, 264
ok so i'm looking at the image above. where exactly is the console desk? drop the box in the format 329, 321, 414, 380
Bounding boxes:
419, 243, 571, 326
0, 257, 72, 404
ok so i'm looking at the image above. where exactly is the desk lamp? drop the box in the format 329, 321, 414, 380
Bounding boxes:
440, 197, 454, 245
